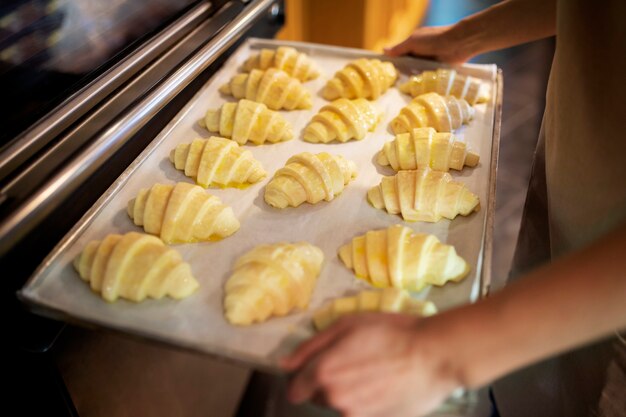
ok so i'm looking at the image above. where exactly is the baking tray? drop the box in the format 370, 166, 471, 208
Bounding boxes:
19, 38, 502, 372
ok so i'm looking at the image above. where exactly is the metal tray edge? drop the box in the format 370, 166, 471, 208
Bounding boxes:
480, 69, 504, 298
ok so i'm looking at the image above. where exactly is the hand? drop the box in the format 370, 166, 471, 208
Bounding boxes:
384, 25, 474, 64
281, 313, 462, 417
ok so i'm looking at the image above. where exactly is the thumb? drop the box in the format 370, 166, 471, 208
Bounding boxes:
384, 37, 413, 57
280, 317, 355, 371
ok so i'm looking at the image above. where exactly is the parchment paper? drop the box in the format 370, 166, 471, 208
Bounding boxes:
20, 38, 498, 371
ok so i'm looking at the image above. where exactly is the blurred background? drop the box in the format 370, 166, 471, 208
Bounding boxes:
1, 1, 554, 416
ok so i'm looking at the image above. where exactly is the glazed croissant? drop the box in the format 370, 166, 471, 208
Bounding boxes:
303, 98, 379, 143
224, 242, 324, 325
313, 288, 437, 331
170, 137, 266, 188
377, 127, 480, 172
242, 46, 320, 82
399, 69, 485, 105
264, 152, 358, 208
367, 168, 480, 222
323, 58, 398, 101
128, 182, 239, 244
338, 225, 470, 291
219, 68, 312, 110
391, 92, 474, 134
199, 99, 293, 145
73, 232, 199, 302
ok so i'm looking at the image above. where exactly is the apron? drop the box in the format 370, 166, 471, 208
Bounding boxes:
493, 1, 626, 415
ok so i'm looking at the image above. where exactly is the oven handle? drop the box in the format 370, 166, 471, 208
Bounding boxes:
0, 0, 277, 256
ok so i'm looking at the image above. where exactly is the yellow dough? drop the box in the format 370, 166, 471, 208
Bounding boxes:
338, 225, 470, 291
73, 231, 199, 302
242, 46, 320, 82
303, 98, 379, 143
367, 168, 480, 222
390, 92, 474, 134
199, 99, 293, 145
313, 288, 437, 331
170, 136, 266, 188
399, 69, 486, 105
127, 182, 239, 244
377, 127, 480, 172
264, 152, 358, 208
224, 242, 324, 325
219, 68, 312, 110
323, 58, 398, 101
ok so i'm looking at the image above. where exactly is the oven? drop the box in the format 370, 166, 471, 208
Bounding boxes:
1, 1, 284, 415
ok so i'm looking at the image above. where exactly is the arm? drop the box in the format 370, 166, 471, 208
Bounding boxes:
282, 221, 626, 417
385, 0, 557, 63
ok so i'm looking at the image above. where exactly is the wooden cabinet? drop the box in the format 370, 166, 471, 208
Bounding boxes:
277, 0, 429, 51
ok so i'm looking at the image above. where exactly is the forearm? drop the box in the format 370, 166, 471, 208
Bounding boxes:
427, 221, 626, 388
450, 0, 557, 58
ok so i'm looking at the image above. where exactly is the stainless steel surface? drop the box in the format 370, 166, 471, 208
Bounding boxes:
0, 2, 213, 183
0, 0, 276, 256
19, 38, 500, 374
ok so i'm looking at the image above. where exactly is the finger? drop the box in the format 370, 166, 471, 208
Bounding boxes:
323, 370, 399, 417
286, 354, 328, 404
281, 317, 356, 370
384, 37, 412, 57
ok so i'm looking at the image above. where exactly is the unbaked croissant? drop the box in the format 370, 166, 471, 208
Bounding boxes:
377, 127, 479, 172
128, 182, 239, 244
264, 152, 358, 208
73, 232, 199, 302
338, 225, 470, 291
170, 137, 266, 188
303, 98, 379, 143
391, 92, 473, 134
399, 69, 486, 105
224, 242, 324, 325
313, 288, 437, 331
242, 46, 320, 82
199, 99, 293, 145
219, 68, 312, 110
367, 168, 479, 222
323, 58, 397, 101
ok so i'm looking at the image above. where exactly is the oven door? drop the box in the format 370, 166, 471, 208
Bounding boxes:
1, 1, 282, 415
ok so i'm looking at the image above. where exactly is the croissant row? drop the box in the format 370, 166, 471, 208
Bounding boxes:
399, 69, 485, 105
242, 46, 320, 82
220, 68, 312, 111
199, 99, 293, 145
391, 92, 474, 134
367, 168, 480, 222
377, 127, 480, 172
170, 137, 266, 188
313, 288, 437, 331
323, 58, 398, 101
224, 242, 324, 325
73, 232, 199, 302
338, 225, 470, 291
128, 182, 240, 244
303, 98, 379, 143
264, 152, 358, 208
